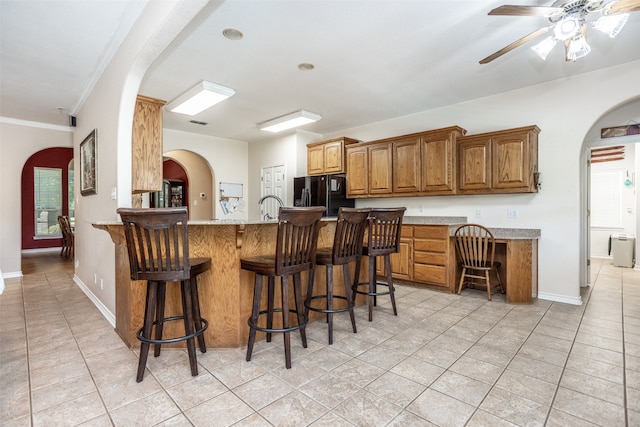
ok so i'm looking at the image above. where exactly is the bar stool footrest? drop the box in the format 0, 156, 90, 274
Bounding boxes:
353, 281, 393, 297
305, 295, 354, 314
136, 316, 208, 345
248, 309, 307, 334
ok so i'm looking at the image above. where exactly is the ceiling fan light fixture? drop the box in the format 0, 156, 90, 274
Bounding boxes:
566, 34, 591, 61
593, 13, 629, 37
553, 16, 582, 40
167, 81, 235, 116
531, 36, 558, 60
258, 109, 321, 133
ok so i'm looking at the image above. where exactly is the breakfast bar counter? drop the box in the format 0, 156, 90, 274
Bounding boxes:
94, 218, 344, 349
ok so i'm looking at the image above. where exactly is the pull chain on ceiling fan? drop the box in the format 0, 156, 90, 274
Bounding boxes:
480, 0, 640, 64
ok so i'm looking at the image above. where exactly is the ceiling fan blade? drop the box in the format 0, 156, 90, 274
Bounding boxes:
488, 5, 563, 16
606, 0, 640, 14
479, 26, 553, 64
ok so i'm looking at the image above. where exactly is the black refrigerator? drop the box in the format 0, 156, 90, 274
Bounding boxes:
293, 173, 354, 217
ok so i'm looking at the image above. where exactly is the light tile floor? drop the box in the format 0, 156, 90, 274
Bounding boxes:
1, 258, 639, 426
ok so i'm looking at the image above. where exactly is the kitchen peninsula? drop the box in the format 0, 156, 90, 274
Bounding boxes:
95, 216, 539, 349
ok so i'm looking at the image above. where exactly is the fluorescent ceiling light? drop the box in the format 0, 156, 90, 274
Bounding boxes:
593, 13, 629, 38
167, 81, 235, 116
258, 109, 321, 133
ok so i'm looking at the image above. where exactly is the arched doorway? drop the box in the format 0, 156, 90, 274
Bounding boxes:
163, 150, 215, 220
581, 97, 640, 285
21, 147, 74, 250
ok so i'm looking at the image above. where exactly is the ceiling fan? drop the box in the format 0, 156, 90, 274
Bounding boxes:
480, 0, 640, 64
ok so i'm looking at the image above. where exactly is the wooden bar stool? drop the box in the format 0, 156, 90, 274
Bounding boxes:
306, 207, 369, 344
241, 206, 325, 369
117, 207, 211, 382
353, 207, 406, 321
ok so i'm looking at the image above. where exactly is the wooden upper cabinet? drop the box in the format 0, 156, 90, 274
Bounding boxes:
132, 95, 166, 194
458, 135, 492, 193
345, 145, 368, 197
421, 127, 465, 194
393, 137, 421, 193
458, 125, 539, 194
368, 142, 393, 195
307, 137, 359, 175
492, 127, 538, 191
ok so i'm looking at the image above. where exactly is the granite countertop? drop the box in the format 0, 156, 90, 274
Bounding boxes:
403, 216, 467, 225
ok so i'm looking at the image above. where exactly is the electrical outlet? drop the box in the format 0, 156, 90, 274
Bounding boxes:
100, 279, 103, 290
507, 209, 518, 218
94, 273, 97, 284
475, 210, 482, 219
75, 259, 79, 268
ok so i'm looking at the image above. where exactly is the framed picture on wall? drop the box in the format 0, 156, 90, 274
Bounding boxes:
80, 129, 97, 196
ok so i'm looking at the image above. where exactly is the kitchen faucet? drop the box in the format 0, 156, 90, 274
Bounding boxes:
258, 194, 284, 220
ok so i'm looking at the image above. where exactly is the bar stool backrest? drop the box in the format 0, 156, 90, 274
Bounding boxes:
331, 208, 370, 265
454, 224, 496, 269
117, 207, 191, 283
366, 207, 406, 256
275, 206, 325, 276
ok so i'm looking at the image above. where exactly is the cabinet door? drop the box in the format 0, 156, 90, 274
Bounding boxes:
458, 136, 491, 193
323, 140, 344, 174
346, 145, 369, 197
132, 95, 165, 193
307, 144, 325, 175
492, 130, 533, 191
369, 143, 393, 195
393, 137, 421, 193
377, 226, 413, 280
421, 131, 455, 194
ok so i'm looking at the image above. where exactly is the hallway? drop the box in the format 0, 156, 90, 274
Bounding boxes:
1, 257, 639, 426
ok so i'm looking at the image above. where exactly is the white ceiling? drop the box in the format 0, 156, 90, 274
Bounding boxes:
2, 0, 639, 142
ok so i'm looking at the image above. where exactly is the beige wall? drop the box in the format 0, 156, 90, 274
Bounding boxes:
0, 121, 73, 275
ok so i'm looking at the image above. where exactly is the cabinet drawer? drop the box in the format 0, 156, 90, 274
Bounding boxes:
414, 226, 448, 240
414, 239, 446, 253
414, 252, 446, 266
414, 264, 447, 286
401, 225, 413, 238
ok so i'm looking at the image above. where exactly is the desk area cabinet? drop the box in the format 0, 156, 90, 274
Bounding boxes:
373, 218, 540, 304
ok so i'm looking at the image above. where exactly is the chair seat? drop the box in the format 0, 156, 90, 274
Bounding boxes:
314, 247, 334, 265
240, 255, 277, 276
190, 258, 212, 276
461, 261, 501, 271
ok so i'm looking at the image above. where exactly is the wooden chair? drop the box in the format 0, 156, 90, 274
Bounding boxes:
57, 215, 74, 258
353, 207, 406, 321
453, 224, 504, 301
241, 206, 325, 368
306, 207, 370, 344
117, 207, 211, 382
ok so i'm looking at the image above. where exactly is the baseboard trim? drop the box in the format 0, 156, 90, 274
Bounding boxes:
538, 292, 583, 306
73, 275, 116, 327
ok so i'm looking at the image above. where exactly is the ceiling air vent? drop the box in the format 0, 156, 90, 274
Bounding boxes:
189, 120, 208, 126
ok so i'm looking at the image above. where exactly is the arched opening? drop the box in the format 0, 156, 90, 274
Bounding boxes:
163, 150, 215, 220
581, 97, 640, 285
21, 147, 74, 250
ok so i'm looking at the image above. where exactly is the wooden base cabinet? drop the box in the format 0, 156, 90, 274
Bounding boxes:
413, 225, 454, 289
376, 225, 414, 281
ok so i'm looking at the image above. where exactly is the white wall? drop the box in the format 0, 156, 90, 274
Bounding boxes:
314, 60, 640, 305
0, 121, 73, 276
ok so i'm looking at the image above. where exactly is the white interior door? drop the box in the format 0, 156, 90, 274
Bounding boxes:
260, 163, 286, 220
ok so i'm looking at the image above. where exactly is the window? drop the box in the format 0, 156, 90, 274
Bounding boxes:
34, 167, 62, 237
